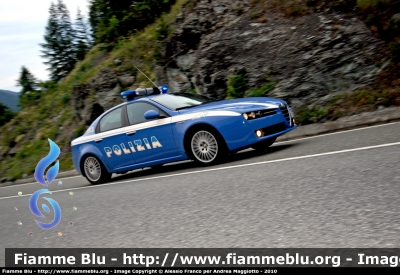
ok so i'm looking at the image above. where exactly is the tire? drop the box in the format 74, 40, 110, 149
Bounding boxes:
82, 155, 112, 184
189, 129, 225, 165
251, 137, 276, 151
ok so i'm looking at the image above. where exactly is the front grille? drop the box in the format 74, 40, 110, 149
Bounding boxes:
257, 109, 277, 118
279, 104, 290, 124
261, 122, 286, 136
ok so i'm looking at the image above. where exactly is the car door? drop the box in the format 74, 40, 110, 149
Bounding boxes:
125, 101, 179, 165
93, 106, 135, 170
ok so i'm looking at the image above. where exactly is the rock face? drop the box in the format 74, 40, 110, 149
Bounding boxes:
161, 0, 252, 97
72, 68, 130, 125
160, 0, 386, 109
72, 0, 388, 124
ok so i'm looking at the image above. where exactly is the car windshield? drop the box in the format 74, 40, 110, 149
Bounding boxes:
150, 93, 216, 111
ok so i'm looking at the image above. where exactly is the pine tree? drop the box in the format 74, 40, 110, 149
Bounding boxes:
89, 0, 176, 44
16, 66, 38, 95
40, 0, 77, 81
74, 8, 92, 61
0, 103, 14, 127
88, 0, 107, 41
16, 66, 41, 108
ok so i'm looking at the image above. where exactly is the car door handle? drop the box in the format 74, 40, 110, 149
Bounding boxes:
94, 139, 103, 143
126, 131, 136, 136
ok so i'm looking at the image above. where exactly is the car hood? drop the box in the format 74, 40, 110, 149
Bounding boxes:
177, 97, 285, 114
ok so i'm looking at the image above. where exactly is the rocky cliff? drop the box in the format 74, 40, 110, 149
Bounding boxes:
73, 0, 390, 123
159, 0, 387, 109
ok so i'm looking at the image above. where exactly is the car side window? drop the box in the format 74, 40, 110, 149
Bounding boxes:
99, 107, 123, 132
127, 102, 166, 125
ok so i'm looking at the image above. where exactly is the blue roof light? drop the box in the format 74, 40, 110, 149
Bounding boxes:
161, 86, 168, 93
120, 90, 137, 99
120, 86, 168, 101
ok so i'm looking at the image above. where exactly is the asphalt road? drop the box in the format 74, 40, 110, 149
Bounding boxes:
0, 122, 400, 266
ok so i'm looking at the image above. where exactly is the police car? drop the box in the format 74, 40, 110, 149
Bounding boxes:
71, 86, 297, 184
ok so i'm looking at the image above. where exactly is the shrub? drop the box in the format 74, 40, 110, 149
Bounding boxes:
19, 91, 41, 108
245, 79, 276, 97
187, 88, 197, 93
294, 87, 400, 125
155, 17, 171, 41
275, 0, 309, 16
250, 12, 260, 20
294, 107, 329, 125
356, 0, 391, 8
61, 94, 71, 105
226, 74, 248, 99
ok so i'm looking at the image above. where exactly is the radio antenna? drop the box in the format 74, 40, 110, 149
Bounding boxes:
134, 65, 158, 88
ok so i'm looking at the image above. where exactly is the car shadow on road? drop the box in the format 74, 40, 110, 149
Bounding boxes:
227, 143, 297, 163
109, 143, 297, 183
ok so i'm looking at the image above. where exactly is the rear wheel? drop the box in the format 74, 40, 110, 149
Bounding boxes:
190, 129, 223, 165
251, 137, 276, 151
82, 155, 111, 184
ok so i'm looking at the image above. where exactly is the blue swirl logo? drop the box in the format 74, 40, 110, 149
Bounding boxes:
29, 139, 62, 230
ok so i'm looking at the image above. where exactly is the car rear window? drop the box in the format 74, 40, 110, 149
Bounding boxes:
99, 107, 122, 132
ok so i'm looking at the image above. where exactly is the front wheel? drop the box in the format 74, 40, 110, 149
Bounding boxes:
190, 129, 224, 165
82, 155, 111, 184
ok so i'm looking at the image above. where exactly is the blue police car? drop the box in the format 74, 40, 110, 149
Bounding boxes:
71, 86, 297, 184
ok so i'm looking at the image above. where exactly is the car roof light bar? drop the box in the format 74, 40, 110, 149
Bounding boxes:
120, 86, 168, 101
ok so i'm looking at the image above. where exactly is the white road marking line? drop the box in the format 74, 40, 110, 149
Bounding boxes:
1, 141, 399, 200
276, 121, 400, 144
1, 121, 399, 189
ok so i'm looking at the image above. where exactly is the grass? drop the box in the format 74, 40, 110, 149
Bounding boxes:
250, 12, 260, 19
226, 74, 249, 99
226, 73, 276, 98
273, 0, 309, 16
356, 0, 391, 8
245, 78, 276, 97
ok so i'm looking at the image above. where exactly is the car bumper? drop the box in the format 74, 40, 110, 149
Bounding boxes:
219, 110, 297, 151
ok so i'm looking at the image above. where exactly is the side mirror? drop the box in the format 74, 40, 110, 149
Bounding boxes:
144, 110, 160, 120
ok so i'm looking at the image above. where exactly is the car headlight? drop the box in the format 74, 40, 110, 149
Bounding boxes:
243, 109, 276, 120
289, 109, 296, 125
256, 129, 264, 137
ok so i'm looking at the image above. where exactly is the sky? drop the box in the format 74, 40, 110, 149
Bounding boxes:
0, 0, 89, 93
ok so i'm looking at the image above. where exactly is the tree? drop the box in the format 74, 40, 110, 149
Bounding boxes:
16, 66, 38, 95
74, 8, 92, 61
16, 66, 41, 108
89, 0, 177, 43
0, 103, 14, 127
40, 0, 76, 81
